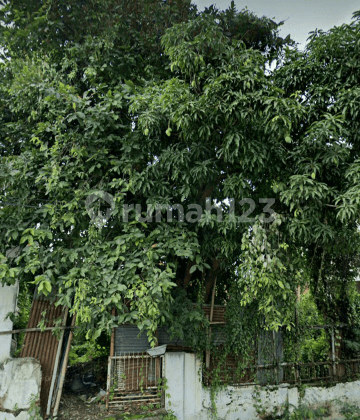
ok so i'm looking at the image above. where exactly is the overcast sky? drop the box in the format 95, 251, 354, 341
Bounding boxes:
194, 0, 360, 49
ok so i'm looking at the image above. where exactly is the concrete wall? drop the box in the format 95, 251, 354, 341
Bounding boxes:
0, 283, 42, 420
0, 412, 31, 420
0, 358, 42, 419
164, 352, 360, 420
0, 282, 18, 363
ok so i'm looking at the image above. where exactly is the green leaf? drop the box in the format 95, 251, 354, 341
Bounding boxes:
189, 265, 197, 274
124, 80, 136, 93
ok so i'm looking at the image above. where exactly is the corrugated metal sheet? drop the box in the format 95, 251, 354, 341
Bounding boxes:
114, 325, 188, 354
202, 304, 226, 323
157, 326, 186, 347
114, 305, 227, 355
20, 294, 68, 415
210, 324, 227, 346
115, 325, 150, 354
257, 330, 284, 384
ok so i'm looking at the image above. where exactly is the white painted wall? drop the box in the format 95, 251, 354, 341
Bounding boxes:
0, 358, 42, 410
0, 283, 42, 420
164, 352, 360, 420
0, 282, 18, 363
164, 352, 203, 419
0, 412, 30, 420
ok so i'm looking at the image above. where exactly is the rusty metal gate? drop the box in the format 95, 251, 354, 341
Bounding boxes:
107, 352, 165, 410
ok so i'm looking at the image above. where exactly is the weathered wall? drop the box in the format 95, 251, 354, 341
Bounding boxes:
0, 282, 18, 363
0, 358, 42, 419
164, 352, 360, 420
0, 283, 42, 420
0, 412, 31, 420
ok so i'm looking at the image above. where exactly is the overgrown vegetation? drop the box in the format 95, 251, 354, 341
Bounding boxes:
0, 0, 296, 344
68, 330, 109, 365
8, 281, 33, 356
27, 394, 42, 420
284, 292, 329, 364
259, 400, 360, 420
1, 2, 360, 419
105, 411, 177, 420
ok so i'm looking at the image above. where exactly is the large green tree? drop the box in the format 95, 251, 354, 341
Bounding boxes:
2, 0, 360, 346
274, 11, 360, 325
0, 1, 293, 342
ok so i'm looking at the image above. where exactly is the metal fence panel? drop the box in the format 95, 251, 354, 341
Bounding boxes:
107, 352, 164, 411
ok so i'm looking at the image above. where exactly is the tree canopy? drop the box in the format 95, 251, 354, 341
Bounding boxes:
1, 1, 360, 346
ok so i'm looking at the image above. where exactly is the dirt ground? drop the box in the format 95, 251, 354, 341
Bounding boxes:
57, 394, 167, 420
57, 357, 109, 419
57, 394, 111, 420
57, 358, 166, 420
